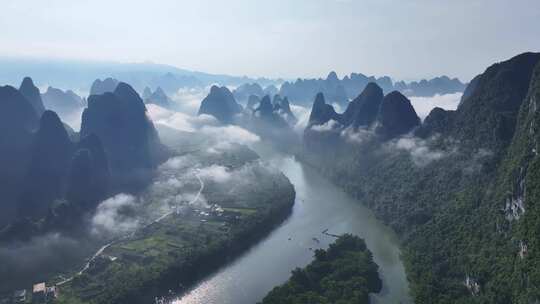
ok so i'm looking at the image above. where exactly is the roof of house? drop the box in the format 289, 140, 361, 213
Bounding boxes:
33, 283, 46, 293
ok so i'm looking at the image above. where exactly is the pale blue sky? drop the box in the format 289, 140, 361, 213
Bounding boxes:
1, 0, 539, 81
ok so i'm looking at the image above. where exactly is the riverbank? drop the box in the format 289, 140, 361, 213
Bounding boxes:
57, 170, 295, 304
172, 145, 410, 304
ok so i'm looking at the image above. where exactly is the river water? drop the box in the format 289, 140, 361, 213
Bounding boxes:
172, 144, 411, 304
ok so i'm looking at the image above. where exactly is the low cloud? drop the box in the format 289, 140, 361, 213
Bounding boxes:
340, 126, 375, 144
386, 135, 457, 166
170, 87, 209, 115
409, 93, 462, 120
91, 193, 140, 236
290, 104, 311, 134
0, 233, 94, 290
463, 148, 494, 174
394, 137, 445, 166
200, 125, 260, 145
198, 165, 231, 183
147, 104, 220, 132
311, 119, 341, 132
147, 103, 260, 153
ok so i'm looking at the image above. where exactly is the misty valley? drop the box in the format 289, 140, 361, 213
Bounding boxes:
1, 2, 540, 303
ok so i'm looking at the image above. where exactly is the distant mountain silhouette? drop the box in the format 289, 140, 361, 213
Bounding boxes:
272, 95, 298, 126
0, 58, 282, 95
144, 87, 172, 108
246, 95, 261, 110
264, 85, 279, 97
233, 83, 264, 103
278, 72, 466, 106
198, 85, 243, 123
90, 77, 119, 95
42, 86, 84, 117
19, 77, 45, 116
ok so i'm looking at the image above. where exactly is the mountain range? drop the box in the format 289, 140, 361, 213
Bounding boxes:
0, 58, 281, 95
280, 72, 466, 106
301, 52, 540, 303
0, 78, 166, 238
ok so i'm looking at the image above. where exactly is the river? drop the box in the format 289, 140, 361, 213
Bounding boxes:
171, 143, 411, 304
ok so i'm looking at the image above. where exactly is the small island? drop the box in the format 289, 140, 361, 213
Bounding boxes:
259, 234, 382, 304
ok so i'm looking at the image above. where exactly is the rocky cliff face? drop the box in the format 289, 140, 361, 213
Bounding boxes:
81, 82, 165, 190
67, 134, 110, 211
19, 77, 45, 116
18, 111, 73, 219
421, 52, 540, 150
198, 85, 243, 123
0, 85, 40, 225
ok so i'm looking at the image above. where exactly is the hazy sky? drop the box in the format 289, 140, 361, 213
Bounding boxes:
1, 0, 539, 81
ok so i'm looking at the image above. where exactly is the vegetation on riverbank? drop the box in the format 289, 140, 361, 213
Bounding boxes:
260, 234, 382, 304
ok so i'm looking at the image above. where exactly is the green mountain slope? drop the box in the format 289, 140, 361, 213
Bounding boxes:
301, 52, 540, 303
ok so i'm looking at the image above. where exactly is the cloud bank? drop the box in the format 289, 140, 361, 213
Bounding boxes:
409, 93, 462, 120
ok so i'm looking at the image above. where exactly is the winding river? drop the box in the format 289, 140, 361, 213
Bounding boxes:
172, 144, 411, 304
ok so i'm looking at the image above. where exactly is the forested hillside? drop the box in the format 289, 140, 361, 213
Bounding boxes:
301, 52, 540, 303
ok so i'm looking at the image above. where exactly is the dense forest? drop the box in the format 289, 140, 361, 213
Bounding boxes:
301, 52, 540, 303
260, 234, 382, 304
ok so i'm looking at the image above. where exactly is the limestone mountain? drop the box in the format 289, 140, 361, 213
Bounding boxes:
307, 93, 341, 127
144, 86, 172, 109
233, 83, 264, 103
0, 85, 39, 225
90, 77, 119, 95
198, 85, 243, 123
66, 134, 110, 211
272, 95, 297, 126
375, 91, 420, 138
419, 52, 540, 150
18, 111, 73, 219
301, 52, 540, 303
306, 83, 419, 138
279, 72, 466, 106
81, 82, 166, 190
142, 86, 152, 99
341, 82, 383, 128
19, 77, 45, 116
